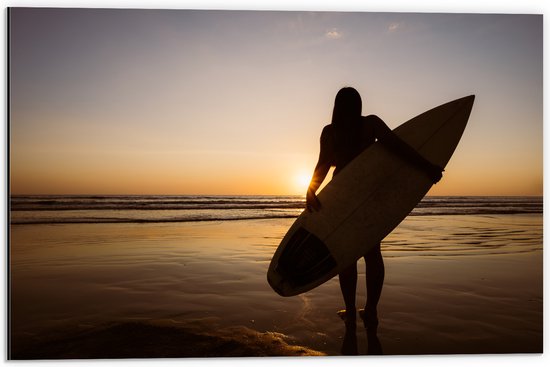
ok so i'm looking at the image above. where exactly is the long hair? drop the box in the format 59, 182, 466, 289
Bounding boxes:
330, 87, 363, 166
331, 87, 362, 126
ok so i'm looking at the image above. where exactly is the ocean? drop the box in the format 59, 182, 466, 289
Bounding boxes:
9, 195, 544, 225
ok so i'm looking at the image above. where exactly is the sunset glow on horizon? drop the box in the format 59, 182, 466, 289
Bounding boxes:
9, 9, 543, 196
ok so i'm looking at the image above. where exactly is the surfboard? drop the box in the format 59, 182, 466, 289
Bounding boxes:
267, 95, 475, 297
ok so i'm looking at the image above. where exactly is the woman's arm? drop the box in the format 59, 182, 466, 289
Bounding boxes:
306, 163, 330, 212
369, 115, 443, 183
306, 126, 333, 211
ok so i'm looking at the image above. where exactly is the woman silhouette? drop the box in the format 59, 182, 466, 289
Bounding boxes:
306, 87, 442, 328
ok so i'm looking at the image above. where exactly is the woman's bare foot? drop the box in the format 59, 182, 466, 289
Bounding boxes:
337, 309, 357, 326
359, 308, 379, 329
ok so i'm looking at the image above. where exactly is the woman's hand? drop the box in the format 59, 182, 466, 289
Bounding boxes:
372, 116, 444, 184
426, 163, 444, 184
306, 188, 322, 212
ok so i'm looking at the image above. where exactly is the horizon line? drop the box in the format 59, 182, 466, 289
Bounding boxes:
8, 193, 544, 197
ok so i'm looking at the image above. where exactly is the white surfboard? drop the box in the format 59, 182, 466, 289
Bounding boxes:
267, 95, 475, 297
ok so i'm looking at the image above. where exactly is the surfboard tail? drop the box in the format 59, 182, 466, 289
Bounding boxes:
269, 227, 337, 296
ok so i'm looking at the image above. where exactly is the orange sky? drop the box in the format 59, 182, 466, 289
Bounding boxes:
9, 8, 543, 196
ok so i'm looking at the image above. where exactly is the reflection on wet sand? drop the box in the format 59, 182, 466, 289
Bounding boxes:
366, 327, 383, 355
341, 322, 358, 355
340, 314, 383, 356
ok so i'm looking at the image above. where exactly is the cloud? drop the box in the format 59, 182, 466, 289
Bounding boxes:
325, 28, 343, 40
388, 22, 401, 32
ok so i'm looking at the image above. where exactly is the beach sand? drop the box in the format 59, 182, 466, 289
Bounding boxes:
9, 215, 543, 358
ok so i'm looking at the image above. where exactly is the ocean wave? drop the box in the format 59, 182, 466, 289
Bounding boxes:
10, 195, 306, 211
9, 195, 542, 225
9, 214, 299, 225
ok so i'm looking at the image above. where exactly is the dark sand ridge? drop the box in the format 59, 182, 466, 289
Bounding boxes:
11, 318, 325, 359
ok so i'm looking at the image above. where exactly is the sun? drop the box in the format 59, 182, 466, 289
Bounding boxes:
294, 171, 312, 194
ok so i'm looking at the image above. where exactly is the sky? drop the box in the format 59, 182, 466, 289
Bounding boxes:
9, 7, 543, 196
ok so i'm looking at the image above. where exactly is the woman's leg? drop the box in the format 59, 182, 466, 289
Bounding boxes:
339, 262, 358, 318
363, 243, 384, 327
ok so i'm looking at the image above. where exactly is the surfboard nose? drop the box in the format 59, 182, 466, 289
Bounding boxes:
463, 94, 475, 108
454, 95, 475, 116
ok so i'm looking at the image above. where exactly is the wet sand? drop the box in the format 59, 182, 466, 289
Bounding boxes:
9, 215, 543, 358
